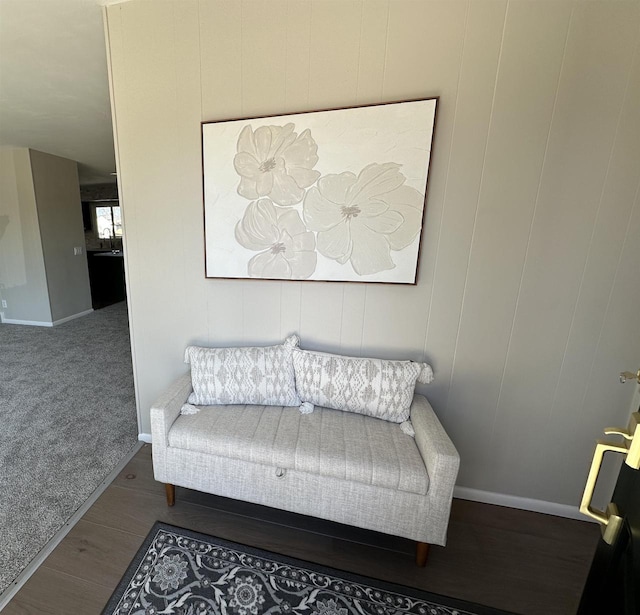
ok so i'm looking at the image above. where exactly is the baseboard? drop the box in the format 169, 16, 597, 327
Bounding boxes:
138, 433, 152, 443
0, 317, 54, 327
0, 309, 93, 327
0, 442, 143, 611
453, 486, 593, 522
52, 309, 94, 326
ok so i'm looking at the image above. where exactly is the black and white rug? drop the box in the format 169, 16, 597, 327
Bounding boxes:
103, 523, 512, 615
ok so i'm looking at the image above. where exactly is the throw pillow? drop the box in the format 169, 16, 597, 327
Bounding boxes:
292, 348, 433, 423
184, 334, 301, 407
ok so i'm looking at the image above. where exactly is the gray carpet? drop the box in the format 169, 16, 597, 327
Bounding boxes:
0, 302, 138, 593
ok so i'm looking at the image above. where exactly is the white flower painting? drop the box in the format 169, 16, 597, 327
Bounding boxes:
202, 99, 437, 283
233, 123, 320, 206
303, 163, 424, 276
235, 199, 317, 279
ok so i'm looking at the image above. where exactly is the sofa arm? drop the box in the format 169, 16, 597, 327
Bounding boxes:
150, 372, 192, 447
411, 395, 460, 513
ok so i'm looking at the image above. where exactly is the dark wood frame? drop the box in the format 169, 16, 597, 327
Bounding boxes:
200, 97, 439, 286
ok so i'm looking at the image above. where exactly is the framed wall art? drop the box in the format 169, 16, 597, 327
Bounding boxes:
201, 98, 437, 284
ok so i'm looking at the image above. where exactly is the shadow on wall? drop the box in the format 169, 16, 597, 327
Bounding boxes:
0, 183, 28, 295
0, 213, 27, 294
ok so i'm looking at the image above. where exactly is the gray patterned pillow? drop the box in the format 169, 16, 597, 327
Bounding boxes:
292, 348, 433, 423
185, 335, 301, 407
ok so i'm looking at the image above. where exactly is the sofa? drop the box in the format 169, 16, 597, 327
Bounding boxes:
150, 336, 459, 566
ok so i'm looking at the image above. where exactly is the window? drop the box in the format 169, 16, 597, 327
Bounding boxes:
95, 205, 122, 240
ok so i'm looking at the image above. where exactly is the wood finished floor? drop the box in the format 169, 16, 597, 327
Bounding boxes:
5, 445, 599, 615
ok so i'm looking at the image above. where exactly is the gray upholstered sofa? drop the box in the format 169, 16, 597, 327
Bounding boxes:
151, 363, 460, 566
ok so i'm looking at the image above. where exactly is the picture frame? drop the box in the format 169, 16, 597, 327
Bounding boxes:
201, 98, 438, 284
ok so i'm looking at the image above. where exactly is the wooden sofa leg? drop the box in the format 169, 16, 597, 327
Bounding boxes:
165, 483, 175, 507
416, 542, 430, 567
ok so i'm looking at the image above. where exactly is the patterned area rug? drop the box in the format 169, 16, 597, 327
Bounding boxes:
103, 523, 512, 615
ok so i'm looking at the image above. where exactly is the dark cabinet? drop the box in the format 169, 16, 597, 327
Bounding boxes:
87, 251, 126, 309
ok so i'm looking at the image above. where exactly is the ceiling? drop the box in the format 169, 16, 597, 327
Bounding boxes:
0, 0, 117, 185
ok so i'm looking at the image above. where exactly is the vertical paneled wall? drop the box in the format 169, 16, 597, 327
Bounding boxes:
105, 0, 640, 508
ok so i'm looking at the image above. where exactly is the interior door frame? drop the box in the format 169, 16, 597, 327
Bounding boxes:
629, 381, 640, 414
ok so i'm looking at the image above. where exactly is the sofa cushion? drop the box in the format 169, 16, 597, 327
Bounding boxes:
292, 348, 433, 423
184, 335, 300, 407
167, 401, 429, 495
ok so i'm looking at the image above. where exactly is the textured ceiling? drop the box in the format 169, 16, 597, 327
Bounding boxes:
0, 0, 115, 185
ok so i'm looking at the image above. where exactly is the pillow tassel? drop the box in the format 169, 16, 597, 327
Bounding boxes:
181, 403, 201, 415
400, 420, 415, 437
416, 363, 434, 385
284, 333, 300, 348
299, 401, 314, 414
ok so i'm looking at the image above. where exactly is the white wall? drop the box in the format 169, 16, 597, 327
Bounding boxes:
0, 147, 52, 323
0, 147, 92, 325
29, 149, 93, 322
105, 0, 640, 509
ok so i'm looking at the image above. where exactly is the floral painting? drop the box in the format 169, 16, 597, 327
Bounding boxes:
202, 99, 437, 283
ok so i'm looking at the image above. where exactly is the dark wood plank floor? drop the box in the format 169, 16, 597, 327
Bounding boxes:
5, 445, 599, 615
